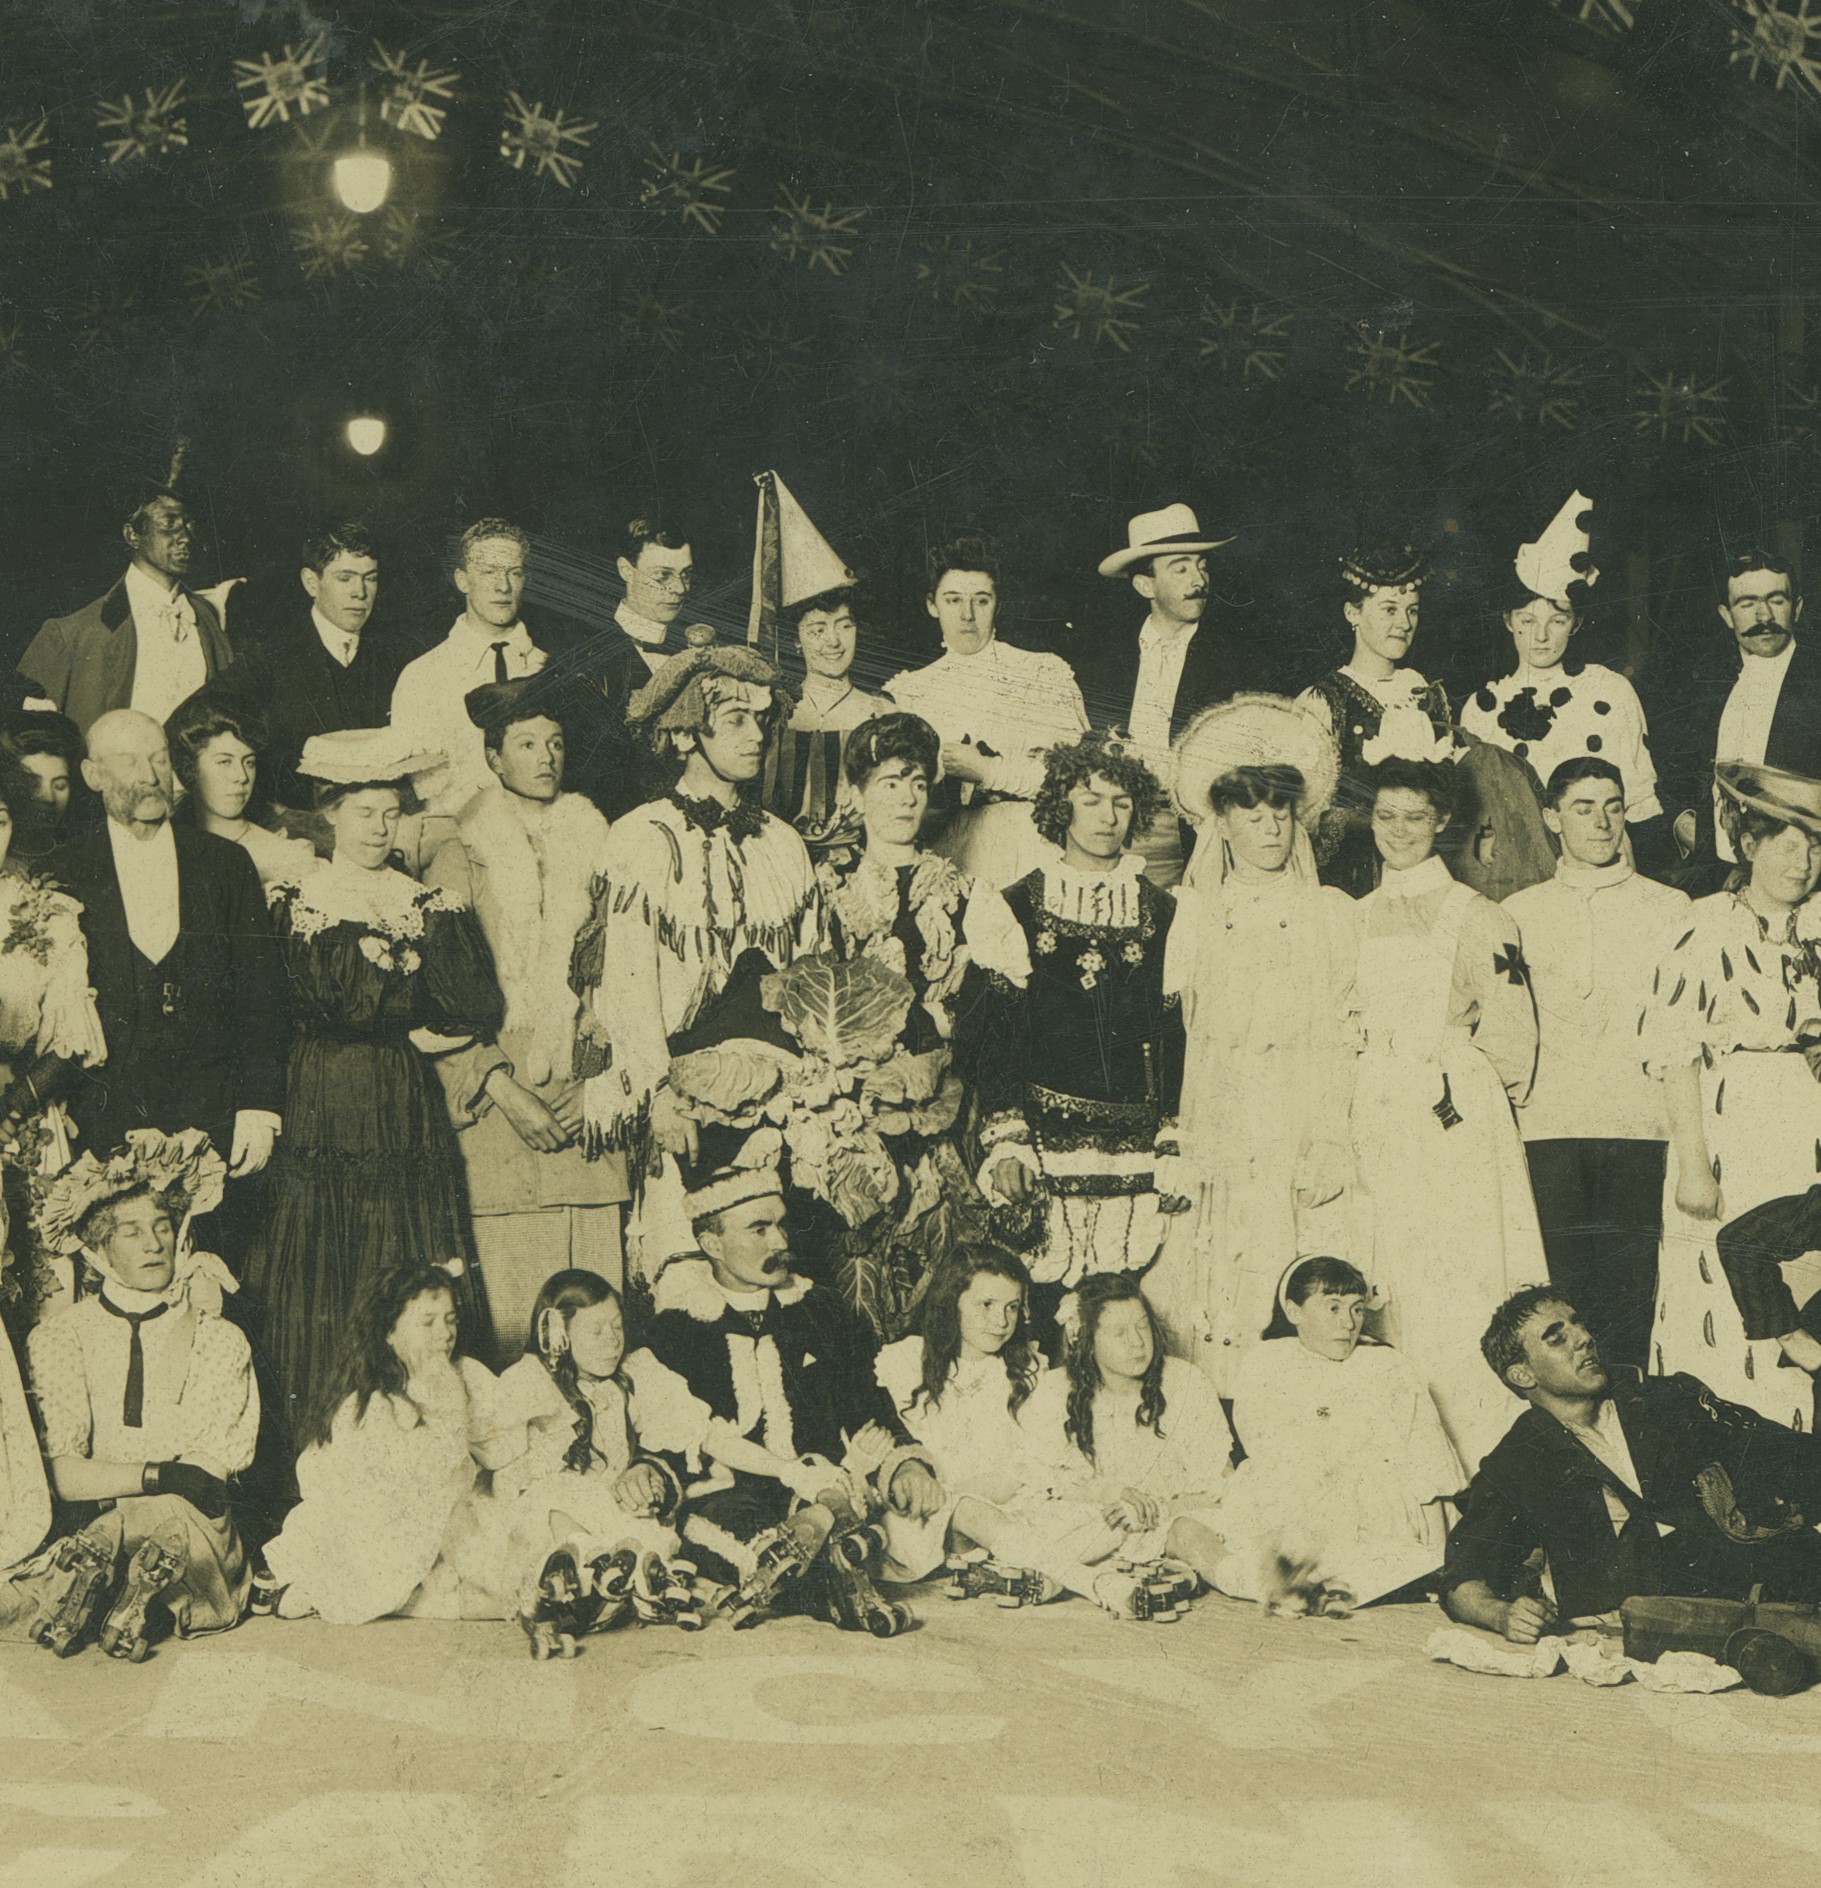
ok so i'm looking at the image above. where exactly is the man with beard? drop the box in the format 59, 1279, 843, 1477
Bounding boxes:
51, 710, 288, 1182
25, 477, 232, 738
1668, 550, 1821, 892
1087, 504, 1259, 885
1439, 1287, 1821, 1642
572, 628, 819, 1279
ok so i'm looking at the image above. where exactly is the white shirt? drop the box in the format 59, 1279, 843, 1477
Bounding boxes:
1714, 640, 1798, 861
1130, 615, 1196, 771
105, 816, 180, 965
390, 615, 547, 816
1564, 1399, 1653, 1539
614, 600, 671, 676
1503, 860, 1690, 1142
123, 564, 207, 727
311, 604, 358, 669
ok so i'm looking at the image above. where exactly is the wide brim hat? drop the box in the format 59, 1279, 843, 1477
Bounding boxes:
628, 623, 795, 735
463, 667, 586, 736
1098, 502, 1236, 578
1715, 760, 1821, 836
297, 726, 444, 785
1171, 691, 1341, 827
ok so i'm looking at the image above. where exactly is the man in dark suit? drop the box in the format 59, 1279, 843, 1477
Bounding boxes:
53, 710, 288, 1179
1083, 503, 1266, 885
212, 521, 400, 810
560, 514, 695, 818
1439, 1286, 1821, 1640
1662, 548, 1821, 894
23, 485, 232, 739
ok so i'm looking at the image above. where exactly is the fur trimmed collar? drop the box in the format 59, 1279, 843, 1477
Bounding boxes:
652, 1253, 813, 1322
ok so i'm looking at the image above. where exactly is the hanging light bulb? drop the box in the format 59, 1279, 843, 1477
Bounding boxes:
345, 415, 387, 457
332, 151, 392, 214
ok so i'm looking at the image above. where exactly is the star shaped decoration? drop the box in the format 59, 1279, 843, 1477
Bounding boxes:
370, 42, 458, 142
732, 315, 813, 386
619, 288, 690, 356
74, 286, 140, 353
1345, 328, 1440, 408
914, 235, 1007, 313
291, 214, 370, 283
641, 146, 736, 234
1730, 0, 1821, 96
95, 81, 189, 165
499, 92, 596, 189
0, 119, 52, 202
771, 187, 865, 275
1486, 346, 1585, 432
377, 207, 459, 278
184, 250, 262, 317
1053, 266, 1148, 353
1198, 296, 1293, 380
235, 37, 331, 130
1632, 366, 1728, 445
1492, 944, 1530, 987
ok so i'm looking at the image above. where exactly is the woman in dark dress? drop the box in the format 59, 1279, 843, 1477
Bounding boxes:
245, 729, 506, 1446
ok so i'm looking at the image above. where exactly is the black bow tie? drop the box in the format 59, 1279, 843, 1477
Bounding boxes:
97, 1295, 169, 1428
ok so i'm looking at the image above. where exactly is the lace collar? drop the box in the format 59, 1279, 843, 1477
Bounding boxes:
280, 864, 452, 941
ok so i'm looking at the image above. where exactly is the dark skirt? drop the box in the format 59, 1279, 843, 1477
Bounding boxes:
243, 1032, 486, 1447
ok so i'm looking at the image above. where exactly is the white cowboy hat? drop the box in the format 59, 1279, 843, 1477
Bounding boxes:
1097, 502, 1235, 578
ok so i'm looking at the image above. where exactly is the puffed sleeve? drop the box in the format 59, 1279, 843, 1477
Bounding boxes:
184, 1317, 259, 1475
623, 1348, 714, 1460
26, 1315, 92, 1460
1639, 914, 1711, 1078
874, 1336, 924, 1420
980, 654, 1090, 801
418, 900, 507, 1041
1456, 894, 1538, 1101
37, 891, 106, 1067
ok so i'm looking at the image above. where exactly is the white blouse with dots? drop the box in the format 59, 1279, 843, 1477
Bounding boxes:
1459, 661, 1661, 821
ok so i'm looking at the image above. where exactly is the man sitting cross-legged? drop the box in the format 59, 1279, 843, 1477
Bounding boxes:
1439, 1285, 1821, 1643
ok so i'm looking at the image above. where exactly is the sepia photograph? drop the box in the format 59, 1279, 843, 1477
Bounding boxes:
3, 1, 1821, 1882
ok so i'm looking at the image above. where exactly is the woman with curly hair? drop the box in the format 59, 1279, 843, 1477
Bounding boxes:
966, 735, 1189, 1347
1347, 756, 1545, 1468
1015, 1271, 1234, 1620
165, 691, 320, 891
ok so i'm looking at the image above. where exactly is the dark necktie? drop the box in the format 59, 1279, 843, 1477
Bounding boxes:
97, 1295, 169, 1428
491, 640, 511, 684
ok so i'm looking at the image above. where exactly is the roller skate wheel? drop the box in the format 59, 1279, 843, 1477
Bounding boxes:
993, 1593, 1023, 1609
944, 1583, 968, 1601
864, 1608, 897, 1638
729, 1604, 762, 1632
673, 1609, 705, 1632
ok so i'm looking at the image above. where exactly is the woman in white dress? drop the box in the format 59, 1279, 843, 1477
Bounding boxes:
1149, 694, 1359, 1388
1644, 761, 1821, 1426
1348, 757, 1547, 1470
1460, 492, 1664, 858
873, 1246, 1054, 1598
1215, 1256, 1462, 1613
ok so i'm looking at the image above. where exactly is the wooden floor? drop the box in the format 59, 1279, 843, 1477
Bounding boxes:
1, 1583, 1814, 1887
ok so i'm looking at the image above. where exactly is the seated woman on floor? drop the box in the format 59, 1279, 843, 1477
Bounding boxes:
485, 1268, 709, 1651
1015, 1271, 1235, 1621
262, 1261, 512, 1627
873, 1245, 1060, 1604
1214, 1256, 1463, 1617
6, 1130, 256, 1661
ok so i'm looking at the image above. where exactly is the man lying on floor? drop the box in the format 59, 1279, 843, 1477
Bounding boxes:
1439, 1284, 1821, 1643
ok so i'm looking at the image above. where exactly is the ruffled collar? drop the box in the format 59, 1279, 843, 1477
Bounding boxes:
280, 863, 452, 940
667, 789, 765, 843
652, 1253, 813, 1323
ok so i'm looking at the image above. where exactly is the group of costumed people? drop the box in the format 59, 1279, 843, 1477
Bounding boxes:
10, 474, 1821, 1668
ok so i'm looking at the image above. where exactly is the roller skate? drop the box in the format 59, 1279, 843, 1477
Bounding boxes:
816, 1520, 913, 1638
1120, 1554, 1202, 1619
629, 1552, 706, 1631
1091, 1565, 1187, 1624
30, 1528, 116, 1657
723, 1505, 835, 1631
98, 1536, 184, 1663
519, 1549, 592, 1659
943, 1550, 1060, 1608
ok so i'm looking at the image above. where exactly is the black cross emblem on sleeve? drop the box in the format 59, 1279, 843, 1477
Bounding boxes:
1493, 944, 1529, 987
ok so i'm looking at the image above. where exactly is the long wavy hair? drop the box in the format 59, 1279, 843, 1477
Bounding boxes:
1062, 1271, 1167, 1467
912, 1245, 1040, 1419
527, 1268, 622, 1474
303, 1263, 466, 1449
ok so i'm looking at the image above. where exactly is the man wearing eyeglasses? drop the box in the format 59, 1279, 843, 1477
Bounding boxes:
1666, 550, 1821, 893
389, 517, 549, 818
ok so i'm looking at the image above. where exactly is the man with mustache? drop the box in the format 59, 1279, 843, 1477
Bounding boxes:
51, 710, 288, 1186
1669, 550, 1821, 892
1439, 1287, 1821, 1643
1089, 504, 1264, 886
24, 474, 233, 739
